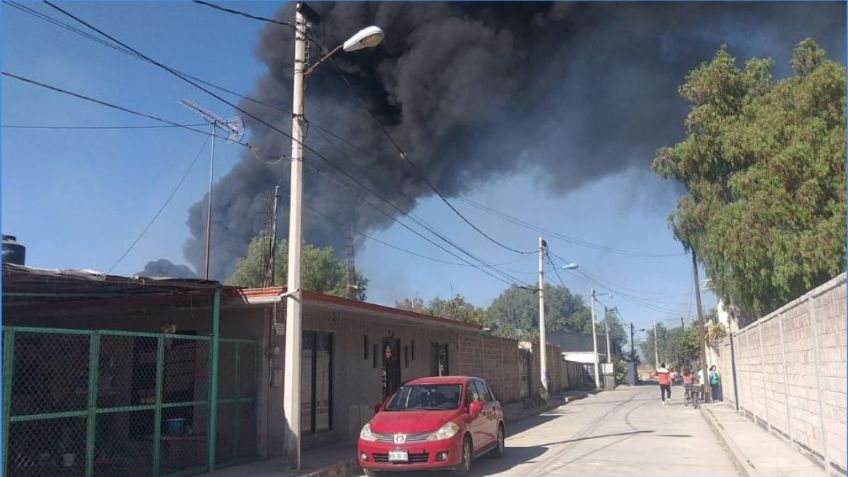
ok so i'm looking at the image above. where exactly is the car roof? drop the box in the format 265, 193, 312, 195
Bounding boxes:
403, 376, 481, 386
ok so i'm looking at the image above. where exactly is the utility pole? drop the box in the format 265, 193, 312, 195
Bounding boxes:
263, 186, 280, 287
590, 288, 600, 389
283, 3, 307, 469
653, 320, 660, 368
178, 100, 243, 281
203, 124, 216, 280
345, 224, 357, 299
604, 307, 612, 364
693, 251, 710, 403
630, 322, 636, 383
538, 237, 549, 393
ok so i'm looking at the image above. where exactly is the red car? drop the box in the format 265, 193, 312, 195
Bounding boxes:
357, 376, 505, 475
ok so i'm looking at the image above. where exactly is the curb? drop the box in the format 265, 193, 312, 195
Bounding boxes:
301, 458, 359, 477
700, 405, 754, 477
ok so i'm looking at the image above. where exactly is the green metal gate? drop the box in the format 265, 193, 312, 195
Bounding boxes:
2, 323, 258, 477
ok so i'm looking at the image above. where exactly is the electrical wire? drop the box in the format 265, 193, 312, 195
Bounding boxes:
108, 137, 209, 273
2, 71, 246, 146
41, 1, 531, 287
189, 0, 533, 256
17, 1, 669, 265
2, 123, 206, 130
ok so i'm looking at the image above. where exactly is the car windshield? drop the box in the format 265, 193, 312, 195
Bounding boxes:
384, 384, 462, 411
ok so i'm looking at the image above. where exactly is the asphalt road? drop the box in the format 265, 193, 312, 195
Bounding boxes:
360, 385, 741, 477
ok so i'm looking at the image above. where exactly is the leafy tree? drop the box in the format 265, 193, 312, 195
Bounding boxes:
486, 285, 592, 339
226, 236, 368, 300
653, 39, 846, 317
396, 294, 486, 324
395, 295, 426, 313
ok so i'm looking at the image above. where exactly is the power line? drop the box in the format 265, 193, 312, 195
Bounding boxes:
324, 57, 533, 255
193, 0, 295, 29
108, 137, 209, 273
2, 123, 206, 130
16, 0, 681, 266
189, 0, 532, 256
2, 71, 248, 147
41, 1, 527, 286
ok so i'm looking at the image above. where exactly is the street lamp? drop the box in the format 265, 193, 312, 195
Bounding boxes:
283, 4, 383, 470
538, 244, 579, 396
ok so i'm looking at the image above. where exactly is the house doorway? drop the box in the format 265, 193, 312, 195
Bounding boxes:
381, 338, 401, 399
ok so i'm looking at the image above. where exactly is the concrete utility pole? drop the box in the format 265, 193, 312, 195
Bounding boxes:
653, 320, 660, 368
590, 288, 600, 389
282, 3, 307, 469
604, 307, 613, 364
538, 237, 549, 393
693, 251, 710, 403
630, 322, 636, 381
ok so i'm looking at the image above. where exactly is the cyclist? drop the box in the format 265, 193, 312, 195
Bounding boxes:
682, 368, 694, 406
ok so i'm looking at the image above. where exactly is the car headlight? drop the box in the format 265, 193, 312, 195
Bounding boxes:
360, 423, 377, 442
427, 422, 460, 441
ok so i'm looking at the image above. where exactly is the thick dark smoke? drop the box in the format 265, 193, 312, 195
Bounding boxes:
165, 2, 845, 280
137, 259, 198, 279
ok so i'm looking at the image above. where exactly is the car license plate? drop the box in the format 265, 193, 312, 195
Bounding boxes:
388, 450, 408, 462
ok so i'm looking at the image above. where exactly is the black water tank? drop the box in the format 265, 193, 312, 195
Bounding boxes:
2, 235, 25, 265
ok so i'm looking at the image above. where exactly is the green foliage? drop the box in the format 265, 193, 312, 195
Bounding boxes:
653, 39, 846, 317
485, 285, 592, 340
396, 294, 486, 324
640, 321, 701, 369
226, 236, 368, 300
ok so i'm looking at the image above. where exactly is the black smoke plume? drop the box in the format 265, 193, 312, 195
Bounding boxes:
165, 2, 844, 280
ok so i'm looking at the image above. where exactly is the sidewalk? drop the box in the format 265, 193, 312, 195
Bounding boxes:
200, 388, 596, 477
701, 402, 831, 477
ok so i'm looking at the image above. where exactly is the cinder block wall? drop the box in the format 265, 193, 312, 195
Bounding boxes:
714, 274, 846, 474
457, 334, 520, 403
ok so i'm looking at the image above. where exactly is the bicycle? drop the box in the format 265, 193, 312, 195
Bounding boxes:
691, 384, 702, 409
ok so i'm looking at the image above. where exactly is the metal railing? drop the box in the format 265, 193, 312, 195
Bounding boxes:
2, 323, 258, 477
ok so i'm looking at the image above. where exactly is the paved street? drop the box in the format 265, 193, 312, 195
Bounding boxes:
360, 386, 741, 477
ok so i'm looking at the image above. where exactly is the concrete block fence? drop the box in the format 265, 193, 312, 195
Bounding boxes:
713, 273, 846, 475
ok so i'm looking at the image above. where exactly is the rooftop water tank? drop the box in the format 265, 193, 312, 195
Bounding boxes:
2, 235, 25, 265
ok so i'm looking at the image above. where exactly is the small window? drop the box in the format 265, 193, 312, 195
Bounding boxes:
364, 336, 369, 360
411, 340, 415, 360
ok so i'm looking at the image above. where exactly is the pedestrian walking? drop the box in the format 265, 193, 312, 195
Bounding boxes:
709, 365, 721, 402
655, 363, 671, 404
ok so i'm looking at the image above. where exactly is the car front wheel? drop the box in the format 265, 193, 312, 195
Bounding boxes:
455, 435, 473, 476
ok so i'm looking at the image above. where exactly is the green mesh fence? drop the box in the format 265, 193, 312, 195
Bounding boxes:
2, 327, 258, 477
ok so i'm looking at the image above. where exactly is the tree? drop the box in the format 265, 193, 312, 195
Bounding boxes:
226, 236, 368, 300
395, 294, 486, 324
653, 39, 846, 317
486, 285, 592, 339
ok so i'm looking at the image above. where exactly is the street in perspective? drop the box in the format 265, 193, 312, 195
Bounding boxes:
1, 2, 845, 477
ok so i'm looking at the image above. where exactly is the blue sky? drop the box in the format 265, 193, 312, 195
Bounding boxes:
6, 1, 843, 341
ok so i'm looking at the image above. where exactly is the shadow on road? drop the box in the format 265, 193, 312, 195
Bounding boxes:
538, 429, 654, 447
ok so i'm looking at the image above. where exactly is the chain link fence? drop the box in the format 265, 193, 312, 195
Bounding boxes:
2, 327, 258, 477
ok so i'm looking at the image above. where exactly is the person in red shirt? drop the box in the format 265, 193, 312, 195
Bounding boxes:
655, 363, 671, 404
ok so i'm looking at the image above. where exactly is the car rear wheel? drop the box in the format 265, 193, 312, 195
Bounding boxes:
454, 435, 473, 476
492, 424, 505, 458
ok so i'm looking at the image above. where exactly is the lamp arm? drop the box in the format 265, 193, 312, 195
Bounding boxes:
304, 44, 344, 77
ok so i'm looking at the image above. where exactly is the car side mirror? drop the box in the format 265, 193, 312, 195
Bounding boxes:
468, 401, 483, 417
374, 403, 383, 414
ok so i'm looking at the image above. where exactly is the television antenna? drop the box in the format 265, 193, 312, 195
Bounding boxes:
179, 99, 245, 279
